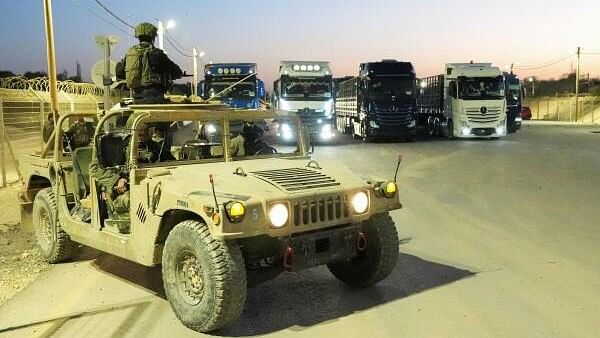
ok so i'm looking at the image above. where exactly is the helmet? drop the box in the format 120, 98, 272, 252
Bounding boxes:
134, 22, 158, 39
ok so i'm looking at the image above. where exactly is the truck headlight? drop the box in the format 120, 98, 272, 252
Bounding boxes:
225, 201, 245, 223
352, 191, 369, 214
206, 124, 217, 134
269, 203, 289, 228
369, 120, 380, 129
279, 123, 294, 140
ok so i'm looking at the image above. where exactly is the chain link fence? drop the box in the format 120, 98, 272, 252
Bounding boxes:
523, 95, 600, 124
0, 77, 121, 187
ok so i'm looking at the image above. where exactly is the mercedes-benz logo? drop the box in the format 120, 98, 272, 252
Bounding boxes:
480, 106, 487, 115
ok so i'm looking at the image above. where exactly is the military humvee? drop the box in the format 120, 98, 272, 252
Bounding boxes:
19, 103, 401, 332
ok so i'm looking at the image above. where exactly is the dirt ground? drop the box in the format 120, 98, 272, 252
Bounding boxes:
0, 184, 49, 305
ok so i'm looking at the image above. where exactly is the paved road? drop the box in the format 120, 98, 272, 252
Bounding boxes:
1, 123, 599, 338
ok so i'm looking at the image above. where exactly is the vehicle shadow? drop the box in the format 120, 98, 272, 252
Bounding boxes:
219, 253, 475, 336
90, 250, 474, 336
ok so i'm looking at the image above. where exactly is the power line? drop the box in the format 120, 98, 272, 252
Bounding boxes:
164, 29, 189, 53
165, 34, 192, 58
86, 7, 133, 37
92, 0, 135, 29
514, 54, 574, 70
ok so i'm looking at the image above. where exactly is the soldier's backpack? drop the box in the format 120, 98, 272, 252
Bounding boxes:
125, 43, 161, 88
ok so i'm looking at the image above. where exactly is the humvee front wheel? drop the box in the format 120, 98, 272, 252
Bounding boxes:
327, 212, 399, 287
33, 187, 76, 263
162, 220, 247, 332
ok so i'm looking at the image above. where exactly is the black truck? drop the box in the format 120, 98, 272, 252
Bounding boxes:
334, 60, 417, 141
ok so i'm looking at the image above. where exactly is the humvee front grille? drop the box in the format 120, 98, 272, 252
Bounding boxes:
250, 168, 340, 192
292, 194, 350, 226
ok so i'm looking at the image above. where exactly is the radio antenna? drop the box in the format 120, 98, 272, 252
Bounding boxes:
209, 174, 219, 212
394, 154, 403, 182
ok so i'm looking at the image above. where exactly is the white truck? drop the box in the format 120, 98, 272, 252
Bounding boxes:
418, 63, 507, 138
272, 61, 335, 141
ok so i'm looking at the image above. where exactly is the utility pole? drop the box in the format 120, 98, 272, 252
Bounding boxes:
157, 20, 165, 50
192, 47, 198, 96
94, 35, 119, 111
575, 46, 581, 122
42, 0, 59, 130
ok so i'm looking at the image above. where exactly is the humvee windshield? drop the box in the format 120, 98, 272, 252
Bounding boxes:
117, 115, 304, 167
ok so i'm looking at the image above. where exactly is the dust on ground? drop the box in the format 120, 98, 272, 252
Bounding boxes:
0, 184, 49, 305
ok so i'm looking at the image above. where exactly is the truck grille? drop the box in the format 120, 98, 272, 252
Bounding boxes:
250, 168, 340, 192
374, 105, 413, 125
465, 107, 502, 123
292, 194, 350, 226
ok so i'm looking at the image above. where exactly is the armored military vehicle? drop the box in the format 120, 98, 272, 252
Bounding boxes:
19, 103, 402, 332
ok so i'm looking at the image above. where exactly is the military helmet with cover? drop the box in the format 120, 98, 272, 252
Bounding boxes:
134, 22, 158, 39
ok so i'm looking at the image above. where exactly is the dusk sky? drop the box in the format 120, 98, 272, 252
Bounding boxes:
2, 0, 600, 88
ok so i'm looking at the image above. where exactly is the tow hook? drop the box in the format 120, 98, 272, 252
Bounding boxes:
357, 231, 368, 252
283, 244, 295, 271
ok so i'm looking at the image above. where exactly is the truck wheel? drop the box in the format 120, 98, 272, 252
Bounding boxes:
351, 121, 360, 139
426, 116, 434, 137
327, 212, 399, 288
162, 220, 247, 332
33, 187, 76, 263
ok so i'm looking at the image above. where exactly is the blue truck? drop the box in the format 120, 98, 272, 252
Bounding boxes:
504, 72, 522, 133
200, 63, 265, 109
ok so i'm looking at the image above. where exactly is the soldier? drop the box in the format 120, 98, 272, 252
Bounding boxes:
116, 22, 183, 103
132, 124, 174, 163
65, 117, 95, 150
89, 159, 131, 233
43, 113, 54, 143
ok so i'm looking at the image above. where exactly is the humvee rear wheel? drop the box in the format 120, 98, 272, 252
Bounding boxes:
33, 187, 76, 263
327, 212, 399, 288
162, 220, 247, 332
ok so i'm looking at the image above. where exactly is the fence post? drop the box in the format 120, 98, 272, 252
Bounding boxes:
0, 99, 6, 188
593, 97, 596, 124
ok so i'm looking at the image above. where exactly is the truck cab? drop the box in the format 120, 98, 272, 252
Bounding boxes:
200, 63, 265, 109
273, 61, 335, 141
443, 63, 507, 138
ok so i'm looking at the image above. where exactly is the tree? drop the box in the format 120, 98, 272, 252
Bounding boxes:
0, 70, 15, 78
23, 71, 47, 79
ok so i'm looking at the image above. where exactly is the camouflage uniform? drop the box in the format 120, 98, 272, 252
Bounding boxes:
66, 121, 95, 149
115, 22, 183, 103
230, 134, 245, 156
89, 160, 130, 221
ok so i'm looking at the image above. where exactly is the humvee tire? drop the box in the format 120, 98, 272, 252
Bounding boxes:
327, 212, 399, 288
162, 220, 247, 332
33, 188, 76, 263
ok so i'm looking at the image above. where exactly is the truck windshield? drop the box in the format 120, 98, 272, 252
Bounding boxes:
208, 82, 256, 99
282, 78, 332, 99
368, 77, 415, 99
459, 77, 504, 100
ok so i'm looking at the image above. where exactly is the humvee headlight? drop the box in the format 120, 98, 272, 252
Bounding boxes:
382, 181, 397, 198
352, 191, 369, 214
269, 203, 289, 228
225, 201, 245, 222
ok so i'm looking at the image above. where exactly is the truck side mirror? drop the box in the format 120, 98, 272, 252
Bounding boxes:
449, 81, 457, 98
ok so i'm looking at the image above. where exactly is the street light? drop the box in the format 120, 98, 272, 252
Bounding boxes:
528, 77, 535, 96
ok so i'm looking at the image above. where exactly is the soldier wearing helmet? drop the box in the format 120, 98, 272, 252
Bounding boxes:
116, 22, 183, 103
